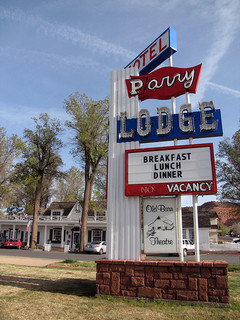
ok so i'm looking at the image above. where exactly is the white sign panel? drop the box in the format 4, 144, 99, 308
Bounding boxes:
143, 197, 178, 253
125, 143, 217, 196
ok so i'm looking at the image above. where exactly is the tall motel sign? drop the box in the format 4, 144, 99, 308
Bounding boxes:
106, 27, 223, 261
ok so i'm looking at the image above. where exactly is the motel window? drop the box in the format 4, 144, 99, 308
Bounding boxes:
88, 229, 106, 242
189, 229, 194, 242
183, 229, 187, 239
52, 211, 61, 220
52, 228, 61, 243
93, 230, 101, 242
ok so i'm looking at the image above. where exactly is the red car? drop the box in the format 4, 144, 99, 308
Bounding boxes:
4, 239, 22, 249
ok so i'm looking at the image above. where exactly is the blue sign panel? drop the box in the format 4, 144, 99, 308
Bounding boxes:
117, 109, 223, 143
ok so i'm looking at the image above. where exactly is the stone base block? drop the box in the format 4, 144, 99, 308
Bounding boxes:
96, 259, 230, 304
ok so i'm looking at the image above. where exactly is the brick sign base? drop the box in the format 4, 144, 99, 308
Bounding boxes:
96, 259, 230, 305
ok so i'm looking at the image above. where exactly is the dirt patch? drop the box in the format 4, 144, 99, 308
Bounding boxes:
47, 264, 96, 270
0, 270, 96, 297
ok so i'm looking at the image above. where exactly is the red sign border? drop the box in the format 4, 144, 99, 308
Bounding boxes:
125, 143, 217, 197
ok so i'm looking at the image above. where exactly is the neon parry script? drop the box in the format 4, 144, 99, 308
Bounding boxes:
125, 64, 202, 101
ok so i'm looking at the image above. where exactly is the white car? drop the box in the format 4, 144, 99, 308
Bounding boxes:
182, 239, 195, 256
84, 241, 107, 254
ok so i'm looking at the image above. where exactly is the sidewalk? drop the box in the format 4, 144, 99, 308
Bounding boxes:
0, 255, 62, 267
200, 242, 240, 253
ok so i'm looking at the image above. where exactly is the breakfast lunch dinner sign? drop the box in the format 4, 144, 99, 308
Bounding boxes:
107, 27, 222, 260
125, 144, 217, 197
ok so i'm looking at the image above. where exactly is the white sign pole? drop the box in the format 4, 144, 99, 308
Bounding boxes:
107, 68, 141, 261
193, 194, 200, 261
186, 92, 201, 262
169, 55, 184, 262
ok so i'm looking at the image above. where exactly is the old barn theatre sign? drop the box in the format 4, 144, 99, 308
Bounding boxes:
126, 64, 202, 101
143, 197, 178, 254
125, 143, 217, 196
125, 27, 177, 75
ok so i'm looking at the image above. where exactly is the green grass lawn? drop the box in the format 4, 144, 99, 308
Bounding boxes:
0, 261, 239, 320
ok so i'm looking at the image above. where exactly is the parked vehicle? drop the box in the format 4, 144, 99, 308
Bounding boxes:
168, 239, 195, 257
4, 239, 22, 249
84, 241, 107, 254
233, 238, 240, 243
182, 239, 195, 256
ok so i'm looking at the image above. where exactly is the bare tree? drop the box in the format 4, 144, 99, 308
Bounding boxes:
54, 166, 84, 202
64, 93, 109, 251
0, 127, 23, 206
216, 129, 240, 202
15, 113, 64, 248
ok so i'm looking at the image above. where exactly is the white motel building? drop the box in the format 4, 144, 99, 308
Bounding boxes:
0, 201, 217, 252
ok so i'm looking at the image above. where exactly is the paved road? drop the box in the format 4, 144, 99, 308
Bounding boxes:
0, 248, 102, 266
0, 248, 239, 266
147, 252, 240, 265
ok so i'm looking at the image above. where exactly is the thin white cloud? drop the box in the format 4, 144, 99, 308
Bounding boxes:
0, 102, 37, 135
0, 100, 70, 135
0, 7, 136, 60
0, 46, 104, 71
114, 0, 181, 10
191, 0, 240, 107
207, 81, 240, 98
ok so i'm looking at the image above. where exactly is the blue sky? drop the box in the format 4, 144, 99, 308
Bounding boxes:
0, 0, 239, 206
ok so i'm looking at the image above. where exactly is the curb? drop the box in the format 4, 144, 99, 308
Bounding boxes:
201, 251, 240, 255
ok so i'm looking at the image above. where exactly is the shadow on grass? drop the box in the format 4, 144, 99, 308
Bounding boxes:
0, 274, 96, 297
